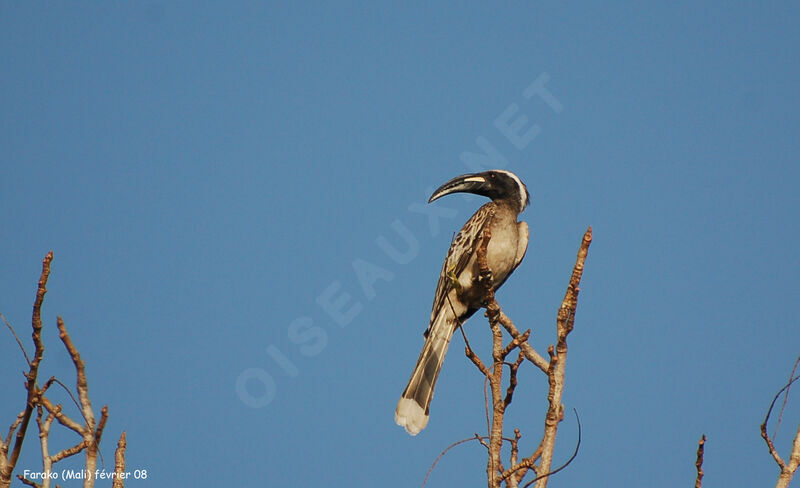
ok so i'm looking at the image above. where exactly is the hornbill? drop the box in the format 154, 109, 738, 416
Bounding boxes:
395, 169, 530, 435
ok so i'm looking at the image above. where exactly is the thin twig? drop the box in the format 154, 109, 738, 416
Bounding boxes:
483, 375, 490, 437
504, 350, 525, 408
774, 355, 800, 440
510, 429, 521, 468
521, 409, 582, 488
422, 435, 486, 488
453, 297, 490, 377
1, 313, 31, 366
44, 377, 85, 423
451, 292, 495, 443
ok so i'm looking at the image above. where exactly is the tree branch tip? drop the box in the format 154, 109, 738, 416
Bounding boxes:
695, 434, 706, 488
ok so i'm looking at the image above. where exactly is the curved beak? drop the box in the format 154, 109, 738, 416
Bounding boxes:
428, 173, 490, 203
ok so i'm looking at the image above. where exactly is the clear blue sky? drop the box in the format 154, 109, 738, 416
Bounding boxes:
2, 2, 799, 487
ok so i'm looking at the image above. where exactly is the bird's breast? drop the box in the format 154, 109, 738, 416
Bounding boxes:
485, 216, 521, 284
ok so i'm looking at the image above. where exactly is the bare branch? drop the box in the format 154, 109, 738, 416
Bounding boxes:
501, 330, 530, 359
96, 406, 109, 447
17, 475, 41, 488
39, 397, 84, 434
496, 314, 549, 374
35, 406, 51, 488
695, 434, 706, 488
501, 451, 541, 484
50, 441, 88, 464
510, 429, 521, 468
3, 413, 25, 450
56, 317, 96, 431
534, 227, 591, 488
55, 317, 100, 487
777, 425, 800, 488
503, 351, 525, 408
1, 251, 53, 488
112, 432, 127, 488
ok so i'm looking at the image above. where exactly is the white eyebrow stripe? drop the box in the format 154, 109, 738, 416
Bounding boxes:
493, 170, 528, 209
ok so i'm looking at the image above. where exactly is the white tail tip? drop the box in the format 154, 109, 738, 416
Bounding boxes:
395, 398, 429, 435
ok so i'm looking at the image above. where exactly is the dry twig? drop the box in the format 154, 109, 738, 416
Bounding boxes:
534, 227, 591, 488
695, 434, 706, 488
112, 432, 127, 488
422, 435, 485, 488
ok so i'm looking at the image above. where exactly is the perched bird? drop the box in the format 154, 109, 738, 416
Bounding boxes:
395, 169, 530, 435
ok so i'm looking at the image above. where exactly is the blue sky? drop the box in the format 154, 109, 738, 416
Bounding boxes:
1, 2, 799, 487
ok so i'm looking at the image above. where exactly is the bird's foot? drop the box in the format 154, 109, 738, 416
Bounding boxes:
446, 266, 463, 294
478, 268, 494, 286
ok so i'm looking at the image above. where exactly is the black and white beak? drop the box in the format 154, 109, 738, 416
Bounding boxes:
428, 173, 494, 203
428, 170, 529, 212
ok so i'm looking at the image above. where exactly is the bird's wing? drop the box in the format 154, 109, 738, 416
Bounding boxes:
427, 202, 496, 331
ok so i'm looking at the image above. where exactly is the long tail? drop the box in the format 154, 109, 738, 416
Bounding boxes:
395, 309, 458, 435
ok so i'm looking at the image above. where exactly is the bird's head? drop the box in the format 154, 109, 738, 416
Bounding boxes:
428, 169, 530, 212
